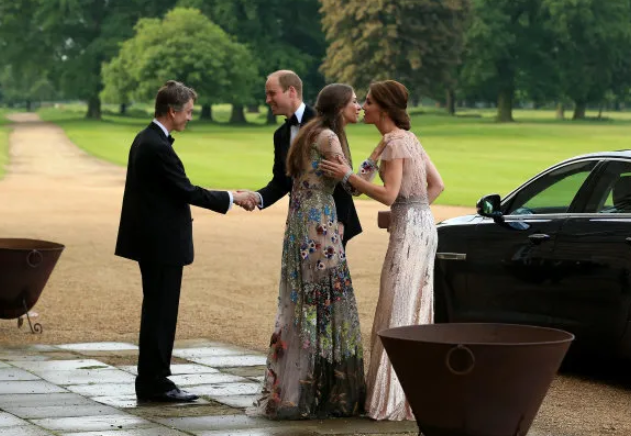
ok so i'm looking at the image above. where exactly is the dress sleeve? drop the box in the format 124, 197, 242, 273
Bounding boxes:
318, 130, 345, 160
317, 130, 362, 196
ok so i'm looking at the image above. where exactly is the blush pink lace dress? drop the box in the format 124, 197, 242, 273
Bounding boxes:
358, 130, 438, 421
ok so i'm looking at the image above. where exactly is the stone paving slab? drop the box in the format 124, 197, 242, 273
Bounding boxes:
0, 380, 67, 395
92, 395, 213, 409
58, 426, 191, 436
57, 342, 139, 352
31, 414, 150, 432
0, 368, 41, 381
0, 354, 50, 362
0, 393, 96, 408
118, 363, 220, 375
188, 382, 262, 397
173, 346, 252, 359
222, 367, 267, 380
191, 356, 267, 368
65, 382, 137, 397
3, 404, 127, 419
8, 359, 113, 372
170, 373, 248, 386
0, 426, 54, 436
155, 414, 296, 432
196, 429, 317, 436
0, 411, 29, 427
36, 368, 135, 385
207, 395, 258, 409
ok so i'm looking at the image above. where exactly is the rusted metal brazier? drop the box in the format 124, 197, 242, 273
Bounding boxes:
379, 323, 574, 436
0, 238, 65, 333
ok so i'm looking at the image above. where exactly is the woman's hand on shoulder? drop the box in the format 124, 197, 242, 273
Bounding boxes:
319, 155, 350, 180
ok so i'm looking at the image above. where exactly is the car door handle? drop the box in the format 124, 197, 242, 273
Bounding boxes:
528, 233, 550, 244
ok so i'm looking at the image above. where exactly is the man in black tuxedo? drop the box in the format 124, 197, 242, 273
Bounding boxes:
115, 80, 248, 403
241, 70, 362, 245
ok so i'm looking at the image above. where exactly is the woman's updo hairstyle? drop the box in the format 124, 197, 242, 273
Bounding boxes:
368, 80, 411, 130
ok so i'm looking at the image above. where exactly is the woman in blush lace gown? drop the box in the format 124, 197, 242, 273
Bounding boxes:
253, 83, 366, 420
320, 80, 445, 421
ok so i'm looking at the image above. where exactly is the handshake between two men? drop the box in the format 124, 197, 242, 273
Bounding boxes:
232, 190, 262, 212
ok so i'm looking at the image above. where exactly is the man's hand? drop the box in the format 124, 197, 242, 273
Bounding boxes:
232, 190, 258, 211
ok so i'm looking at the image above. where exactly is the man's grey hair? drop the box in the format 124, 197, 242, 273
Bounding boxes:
154, 80, 198, 117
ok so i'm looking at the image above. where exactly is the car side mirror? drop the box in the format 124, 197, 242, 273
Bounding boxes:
476, 194, 504, 222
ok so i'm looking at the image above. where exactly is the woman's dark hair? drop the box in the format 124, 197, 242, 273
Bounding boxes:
286, 83, 354, 177
369, 80, 411, 130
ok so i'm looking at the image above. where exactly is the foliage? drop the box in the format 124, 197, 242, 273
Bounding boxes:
102, 8, 258, 108
320, 0, 470, 96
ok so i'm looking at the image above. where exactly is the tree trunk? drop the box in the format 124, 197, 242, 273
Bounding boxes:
25, 100, 32, 112
614, 99, 622, 111
229, 104, 247, 124
572, 100, 586, 120
200, 104, 213, 121
496, 88, 514, 122
86, 96, 101, 119
597, 104, 603, 119
119, 103, 127, 115
555, 103, 565, 120
266, 106, 277, 125
446, 89, 456, 116
247, 104, 260, 113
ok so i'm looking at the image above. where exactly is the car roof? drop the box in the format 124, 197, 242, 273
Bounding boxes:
564, 150, 631, 163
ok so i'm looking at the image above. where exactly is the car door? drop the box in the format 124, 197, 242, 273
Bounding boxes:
454, 159, 600, 325
550, 158, 631, 351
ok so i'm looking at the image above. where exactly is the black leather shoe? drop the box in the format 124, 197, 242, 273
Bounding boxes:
137, 388, 199, 403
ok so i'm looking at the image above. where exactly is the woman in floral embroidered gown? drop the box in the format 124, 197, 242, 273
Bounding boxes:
320, 80, 445, 421
254, 83, 365, 419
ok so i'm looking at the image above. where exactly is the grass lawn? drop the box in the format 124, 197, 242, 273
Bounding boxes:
38, 103, 631, 207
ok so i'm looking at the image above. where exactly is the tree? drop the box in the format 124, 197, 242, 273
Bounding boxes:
0, 0, 57, 109
542, 0, 631, 120
460, 0, 555, 122
0, 66, 57, 110
5, 0, 179, 119
100, 57, 135, 115
101, 8, 258, 123
320, 0, 470, 97
178, 0, 327, 123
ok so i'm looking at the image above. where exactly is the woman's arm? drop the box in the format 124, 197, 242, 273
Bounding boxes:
320, 155, 403, 206
425, 154, 444, 204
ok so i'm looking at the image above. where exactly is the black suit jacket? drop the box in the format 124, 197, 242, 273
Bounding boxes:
115, 122, 230, 266
257, 105, 362, 243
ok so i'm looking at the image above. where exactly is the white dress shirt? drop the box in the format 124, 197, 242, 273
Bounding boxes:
152, 119, 233, 210
290, 102, 306, 147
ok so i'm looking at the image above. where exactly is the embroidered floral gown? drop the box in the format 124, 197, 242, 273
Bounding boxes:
357, 130, 438, 421
255, 129, 365, 420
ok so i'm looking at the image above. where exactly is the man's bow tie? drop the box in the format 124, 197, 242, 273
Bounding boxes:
286, 114, 300, 127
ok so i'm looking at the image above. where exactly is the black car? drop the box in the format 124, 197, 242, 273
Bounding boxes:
434, 151, 631, 358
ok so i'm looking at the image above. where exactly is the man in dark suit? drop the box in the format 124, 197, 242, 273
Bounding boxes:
241, 70, 362, 245
115, 80, 248, 403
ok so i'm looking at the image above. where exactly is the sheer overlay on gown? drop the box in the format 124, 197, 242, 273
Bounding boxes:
253, 129, 365, 420
357, 130, 438, 421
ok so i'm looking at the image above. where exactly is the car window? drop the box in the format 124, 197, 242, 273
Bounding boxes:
504, 160, 597, 215
585, 161, 631, 213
